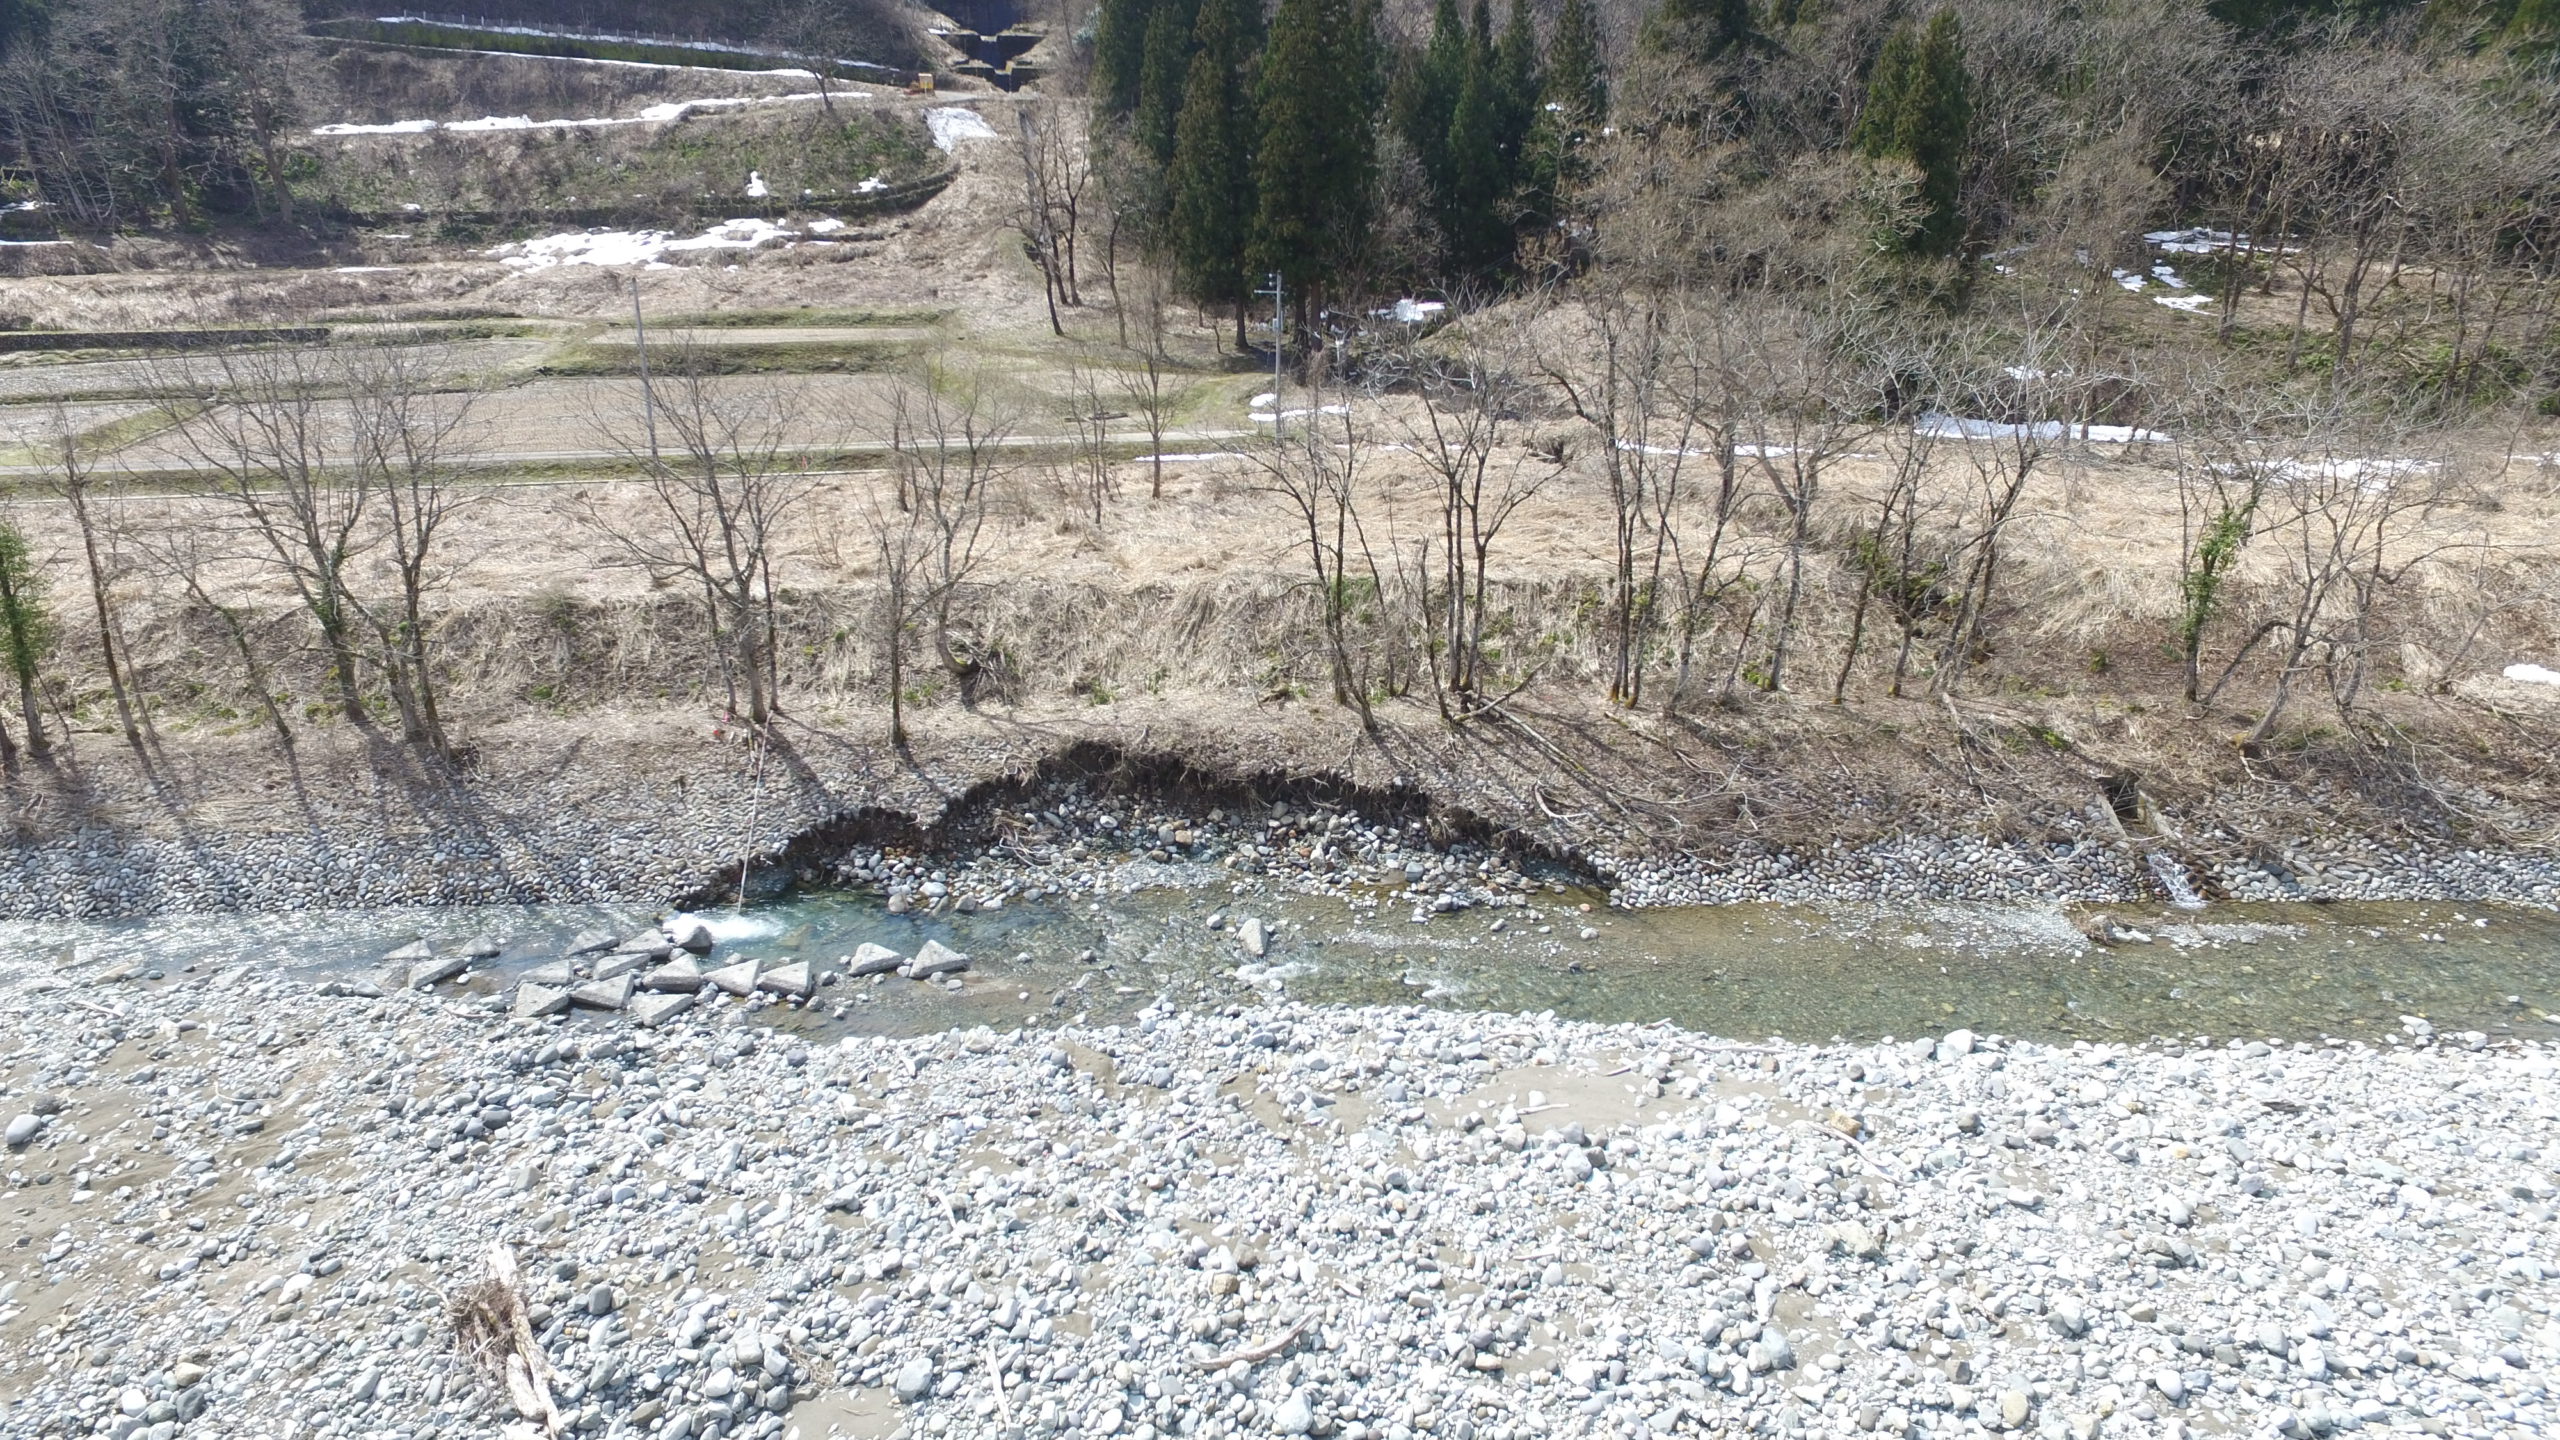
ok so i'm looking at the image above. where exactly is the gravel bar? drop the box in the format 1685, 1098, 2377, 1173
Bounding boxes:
2, 970, 2554, 1440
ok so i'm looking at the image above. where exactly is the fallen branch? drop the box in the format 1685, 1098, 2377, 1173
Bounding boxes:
1193, 1318, 1310, 1370
986, 1341, 1015, 1427
449, 1243, 561, 1436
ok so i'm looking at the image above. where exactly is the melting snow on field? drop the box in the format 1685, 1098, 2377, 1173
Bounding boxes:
2111, 261, 2218, 313
363, 16, 906, 74
311, 92, 841, 137
1614, 440, 1811, 459
489, 217, 800, 269
2263, 456, 2438, 494
1917, 414, 2166, 445
925, 107, 1001, 151
2144, 227, 2299, 256
2505, 664, 2560, 687
1250, 405, 1350, 422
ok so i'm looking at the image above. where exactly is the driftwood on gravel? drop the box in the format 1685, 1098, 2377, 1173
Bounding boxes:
448, 1242, 562, 1436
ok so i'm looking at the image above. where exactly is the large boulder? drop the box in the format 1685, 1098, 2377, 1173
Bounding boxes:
642, 956, 707, 992
756, 961, 815, 1000
570, 975, 635, 1011
513, 983, 573, 1019
704, 959, 764, 997
847, 943, 904, 977
904, 941, 969, 980
633, 991, 696, 1028
408, 955, 469, 989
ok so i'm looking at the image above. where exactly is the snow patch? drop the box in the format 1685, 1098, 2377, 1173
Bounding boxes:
925, 107, 1000, 152
489, 217, 801, 269
2505, 664, 2560, 688
1614, 440, 1803, 459
1917, 414, 2166, 445
2264, 456, 2436, 495
364, 16, 907, 76
2143, 227, 2297, 256
312, 91, 841, 137
314, 118, 440, 136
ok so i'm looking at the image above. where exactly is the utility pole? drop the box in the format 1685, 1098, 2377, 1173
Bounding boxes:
1255, 271, 1284, 439
630, 275, 661, 466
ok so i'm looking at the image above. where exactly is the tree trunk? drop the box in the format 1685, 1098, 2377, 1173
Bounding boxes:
66, 482, 140, 749
16, 669, 45, 760
886, 582, 907, 745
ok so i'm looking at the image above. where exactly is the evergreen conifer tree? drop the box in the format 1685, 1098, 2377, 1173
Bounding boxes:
1545, 0, 1607, 121
1443, 43, 1509, 273
0, 519, 49, 761
1850, 24, 1917, 153
1167, 0, 1261, 343
1855, 10, 1969, 256
1391, 0, 1472, 219
1251, 0, 1379, 311
1495, 0, 1541, 156
1093, 0, 1155, 117
1136, 0, 1203, 164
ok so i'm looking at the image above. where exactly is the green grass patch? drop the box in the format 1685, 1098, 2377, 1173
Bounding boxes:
535, 339, 915, 378
655, 307, 952, 330
292, 106, 939, 226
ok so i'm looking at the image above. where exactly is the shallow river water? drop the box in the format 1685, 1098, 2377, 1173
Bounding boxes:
10, 877, 2560, 1047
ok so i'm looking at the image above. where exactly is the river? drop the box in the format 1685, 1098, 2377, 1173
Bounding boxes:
11, 878, 2559, 1047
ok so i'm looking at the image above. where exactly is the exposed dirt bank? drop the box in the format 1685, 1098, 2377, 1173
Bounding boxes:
0, 684, 2554, 922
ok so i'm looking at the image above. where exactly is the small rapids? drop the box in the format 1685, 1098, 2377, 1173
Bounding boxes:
2147, 851, 2209, 910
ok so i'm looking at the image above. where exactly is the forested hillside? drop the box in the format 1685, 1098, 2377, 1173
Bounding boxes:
0, 0, 914, 230
1092, 0, 2560, 374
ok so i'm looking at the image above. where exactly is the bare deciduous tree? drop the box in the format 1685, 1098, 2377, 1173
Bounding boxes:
1382, 321, 1559, 713
587, 350, 813, 728
36, 403, 145, 749
160, 342, 375, 725
869, 354, 1021, 727
1115, 269, 1193, 502
1541, 295, 1697, 708
1253, 371, 1378, 731
343, 342, 479, 757
1011, 104, 1093, 337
